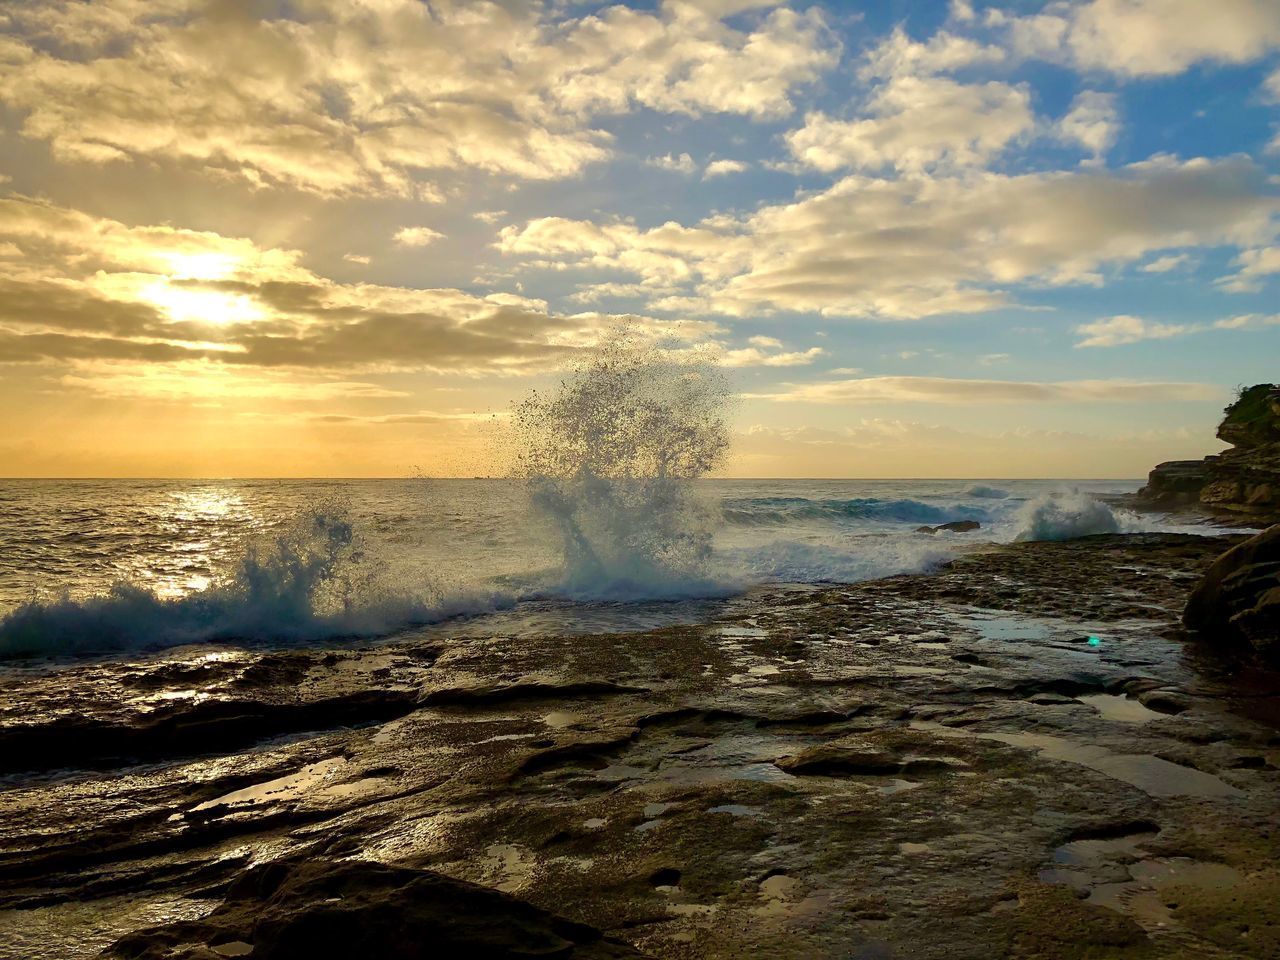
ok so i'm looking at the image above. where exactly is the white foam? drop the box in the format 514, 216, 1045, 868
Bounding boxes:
0, 507, 513, 658
1012, 492, 1127, 541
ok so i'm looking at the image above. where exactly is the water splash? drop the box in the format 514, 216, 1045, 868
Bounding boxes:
0, 504, 500, 658
510, 327, 732, 599
1013, 491, 1130, 541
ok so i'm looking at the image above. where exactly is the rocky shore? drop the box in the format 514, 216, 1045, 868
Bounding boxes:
1137, 384, 1280, 525
1, 532, 1278, 959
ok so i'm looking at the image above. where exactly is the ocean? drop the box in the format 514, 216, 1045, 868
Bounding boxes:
0, 477, 1219, 660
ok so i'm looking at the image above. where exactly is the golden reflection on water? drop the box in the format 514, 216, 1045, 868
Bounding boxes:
144, 488, 259, 599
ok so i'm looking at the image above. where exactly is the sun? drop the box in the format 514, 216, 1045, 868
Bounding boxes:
140, 280, 267, 325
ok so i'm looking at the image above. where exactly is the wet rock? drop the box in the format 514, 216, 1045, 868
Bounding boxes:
777, 738, 901, 776
915, 521, 981, 534
0, 689, 420, 774
421, 678, 647, 707
107, 856, 646, 959
1136, 689, 1192, 715
1183, 524, 1280, 665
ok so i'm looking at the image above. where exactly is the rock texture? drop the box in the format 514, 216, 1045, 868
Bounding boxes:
1139, 384, 1280, 522
1185, 523, 1280, 665
109, 856, 645, 959
2, 534, 1278, 960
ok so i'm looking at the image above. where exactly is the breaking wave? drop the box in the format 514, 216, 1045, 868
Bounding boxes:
1012, 492, 1134, 542
0, 507, 510, 658
963, 485, 1009, 499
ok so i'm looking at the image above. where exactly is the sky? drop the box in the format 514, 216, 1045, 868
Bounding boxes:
0, 0, 1278, 479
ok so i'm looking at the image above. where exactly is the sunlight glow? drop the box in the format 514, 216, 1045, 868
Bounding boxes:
140, 280, 266, 325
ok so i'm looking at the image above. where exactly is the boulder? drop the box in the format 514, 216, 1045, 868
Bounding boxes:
1183, 524, 1280, 666
916, 520, 981, 534
108, 855, 647, 959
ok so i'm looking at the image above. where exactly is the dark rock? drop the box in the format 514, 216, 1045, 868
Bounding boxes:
1136, 689, 1192, 715
107, 856, 647, 959
915, 520, 981, 534
1138, 459, 1211, 504
1184, 524, 1280, 665
777, 739, 901, 776
421, 678, 646, 707
0, 690, 421, 775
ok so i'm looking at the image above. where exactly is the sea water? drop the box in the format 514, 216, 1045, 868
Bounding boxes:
0, 476, 1218, 658
0, 330, 1228, 658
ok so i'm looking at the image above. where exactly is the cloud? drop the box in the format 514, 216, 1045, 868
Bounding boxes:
1057, 91, 1119, 160
342, 253, 371, 265
1074, 314, 1195, 347
0, 196, 820, 382
860, 27, 1006, 80
704, 159, 750, 178
1074, 311, 1280, 346
1219, 245, 1280, 291
997, 0, 1280, 77
721, 345, 825, 367
393, 227, 445, 247
747, 376, 1223, 404
786, 76, 1034, 173
647, 153, 697, 174
0, 0, 838, 197
1140, 253, 1192, 273
499, 156, 1280, 320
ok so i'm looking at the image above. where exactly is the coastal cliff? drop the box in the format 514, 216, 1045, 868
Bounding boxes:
1139, 383, 1280, 523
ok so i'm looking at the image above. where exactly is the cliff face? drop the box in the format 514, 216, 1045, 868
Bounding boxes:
1140, 384, 1280, 522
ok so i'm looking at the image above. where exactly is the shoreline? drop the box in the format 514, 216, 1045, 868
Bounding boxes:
0, 530, 1277, 959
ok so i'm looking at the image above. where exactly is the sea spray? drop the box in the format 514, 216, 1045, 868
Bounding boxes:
510, 328, 732, 599
1013, 491, 1133, 541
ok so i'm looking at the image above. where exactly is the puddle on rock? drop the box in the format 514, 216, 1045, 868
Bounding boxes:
707, 804, 763, 817
1040, 833, 1243, 934
914, 722, 1240, 798
192, 758, 351, 812
1078, 693, 1166, 725
210, 943, 254, 958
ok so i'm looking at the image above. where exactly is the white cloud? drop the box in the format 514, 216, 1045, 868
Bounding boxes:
1141, 253, 1191, 273
393, 227, 445, 248
499, 156, 1280, 320
860, 27, 1006, 80
473, 210, 508, 224
1058, 91, 1119, 160
704, 159, 750, 178
722, 345, 825, 367
1219, 246, 1280, 291
786, 76, 1034, 173
1074, 314, 1195, 347
342, 253, 371, 265
0, 0, 838, 197
1213, 313, 1280, 330
647, 152, 697, 174
1000, 0, 1280, 77
747, 376, 1223, 404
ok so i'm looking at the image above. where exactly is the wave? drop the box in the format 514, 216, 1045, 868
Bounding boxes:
718, 538, 953, 585
1012, 492, 1133, 542
721, 497, 991, 527
0, 508, 513, 659
962, 485, 1009, 499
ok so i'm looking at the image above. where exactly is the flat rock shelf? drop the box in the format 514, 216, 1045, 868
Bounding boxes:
0, 533, 1277, 960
